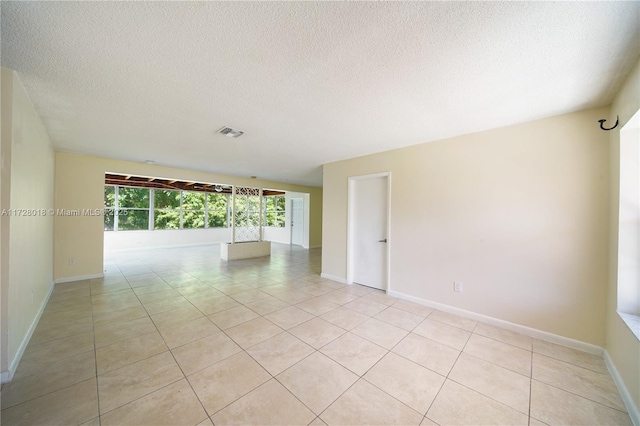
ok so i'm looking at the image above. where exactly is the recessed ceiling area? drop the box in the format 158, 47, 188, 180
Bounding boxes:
2, 2, 639, 186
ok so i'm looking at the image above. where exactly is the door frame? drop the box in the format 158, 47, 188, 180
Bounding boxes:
346, 172, 391, 291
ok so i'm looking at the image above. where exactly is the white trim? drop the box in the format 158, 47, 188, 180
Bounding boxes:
320, 273, 347, 284
604, 349, 640, 426
1, 280, 55, 384
387, 289, 603, 355
347, 178, 355, 284
618, 311, 640, 341
347, 172, 391, 291
386, 173, 392, 292
54, 273, 104, 284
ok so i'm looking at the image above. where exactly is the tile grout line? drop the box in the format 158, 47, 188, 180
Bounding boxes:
444, 319, 534, 420
12, 245, 628, 425
90, 267, 130, 425
0, 281, 100, 417
420, 312, 472, 422
109, 262, 223, 422
273, 293, 426, 424
144, 286, 211, 425
529, 376, 631, 415
95, 270, 188, 419
214, 286, 381, 423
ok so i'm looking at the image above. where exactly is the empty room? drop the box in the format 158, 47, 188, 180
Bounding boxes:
1, 2, 639, 425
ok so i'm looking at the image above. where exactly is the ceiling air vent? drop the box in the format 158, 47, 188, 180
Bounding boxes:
217, 127, 244, 138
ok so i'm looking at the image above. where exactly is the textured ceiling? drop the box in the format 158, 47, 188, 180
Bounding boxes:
2, 2, 638, 187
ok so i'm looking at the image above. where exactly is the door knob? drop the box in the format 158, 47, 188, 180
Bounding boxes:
378, 239, 387, 243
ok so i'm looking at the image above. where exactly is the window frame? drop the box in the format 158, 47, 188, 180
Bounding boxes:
105, 186, 152, 231
105, 185, 231, 231
264, 195, 286, 228
616, 108, 640, 340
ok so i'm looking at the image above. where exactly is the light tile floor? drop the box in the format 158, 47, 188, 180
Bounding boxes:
0, 244, 632, 425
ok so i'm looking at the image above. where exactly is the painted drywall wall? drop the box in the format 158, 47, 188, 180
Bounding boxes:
1, 68, 55, 378
606, 58, 640, 414
104, 228, 232, 251
54, 152, 322, 280
1, 68, 13, 376
263, 226, 289, 244
323, 106, 610, 346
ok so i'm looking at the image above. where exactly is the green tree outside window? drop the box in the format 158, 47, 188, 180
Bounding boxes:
264, 195, 285, 227
183, 191, 205, 229
208, 193, 228, 227
116, 187, 150, 230
154, 189, 181, 230
104, 186, 115, 231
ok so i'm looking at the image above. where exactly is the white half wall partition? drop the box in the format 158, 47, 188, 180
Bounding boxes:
104, 228, 231, 251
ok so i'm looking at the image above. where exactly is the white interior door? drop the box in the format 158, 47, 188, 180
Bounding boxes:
352, 175, 388, 290
291, 198, 304, 246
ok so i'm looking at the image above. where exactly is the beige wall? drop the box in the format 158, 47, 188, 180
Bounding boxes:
606, 58, 640, 412
1, 68, 13, 374
323, 106, 610, 346
1, 68, 55, 377
54, 153, 323, 280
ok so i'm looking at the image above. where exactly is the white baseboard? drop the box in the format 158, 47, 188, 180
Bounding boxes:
54, 273, 104, 284
604, 349, 640, 426
1, 280, 54, 384
320, 273, 347, 284
387, 289, 603, 356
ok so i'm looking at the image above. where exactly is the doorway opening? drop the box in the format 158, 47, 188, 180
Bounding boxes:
291, 198, 304, 247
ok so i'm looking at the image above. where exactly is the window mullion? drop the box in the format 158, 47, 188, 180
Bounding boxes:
149, 189, 155, 230
204, 193, 209, 229
114, 185, 119, 232
179, 191, 184, 229
226, 194, 230, 228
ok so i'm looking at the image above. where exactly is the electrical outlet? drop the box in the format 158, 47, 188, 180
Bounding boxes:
454, 281, 462, 292
69, 258, 76, 265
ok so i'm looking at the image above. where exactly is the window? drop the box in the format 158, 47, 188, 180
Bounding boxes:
111, 187, 150, 231
154, 189, 181, 230
207, 193, 228, 227
104, 185, 231, 231
264, 195, 285, 227
104, 185, 115, 231
617, 108, 640, 340
182, 191, 206, 229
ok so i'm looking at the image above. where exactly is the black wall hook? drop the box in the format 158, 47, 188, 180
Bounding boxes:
598, 116, 619, 131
